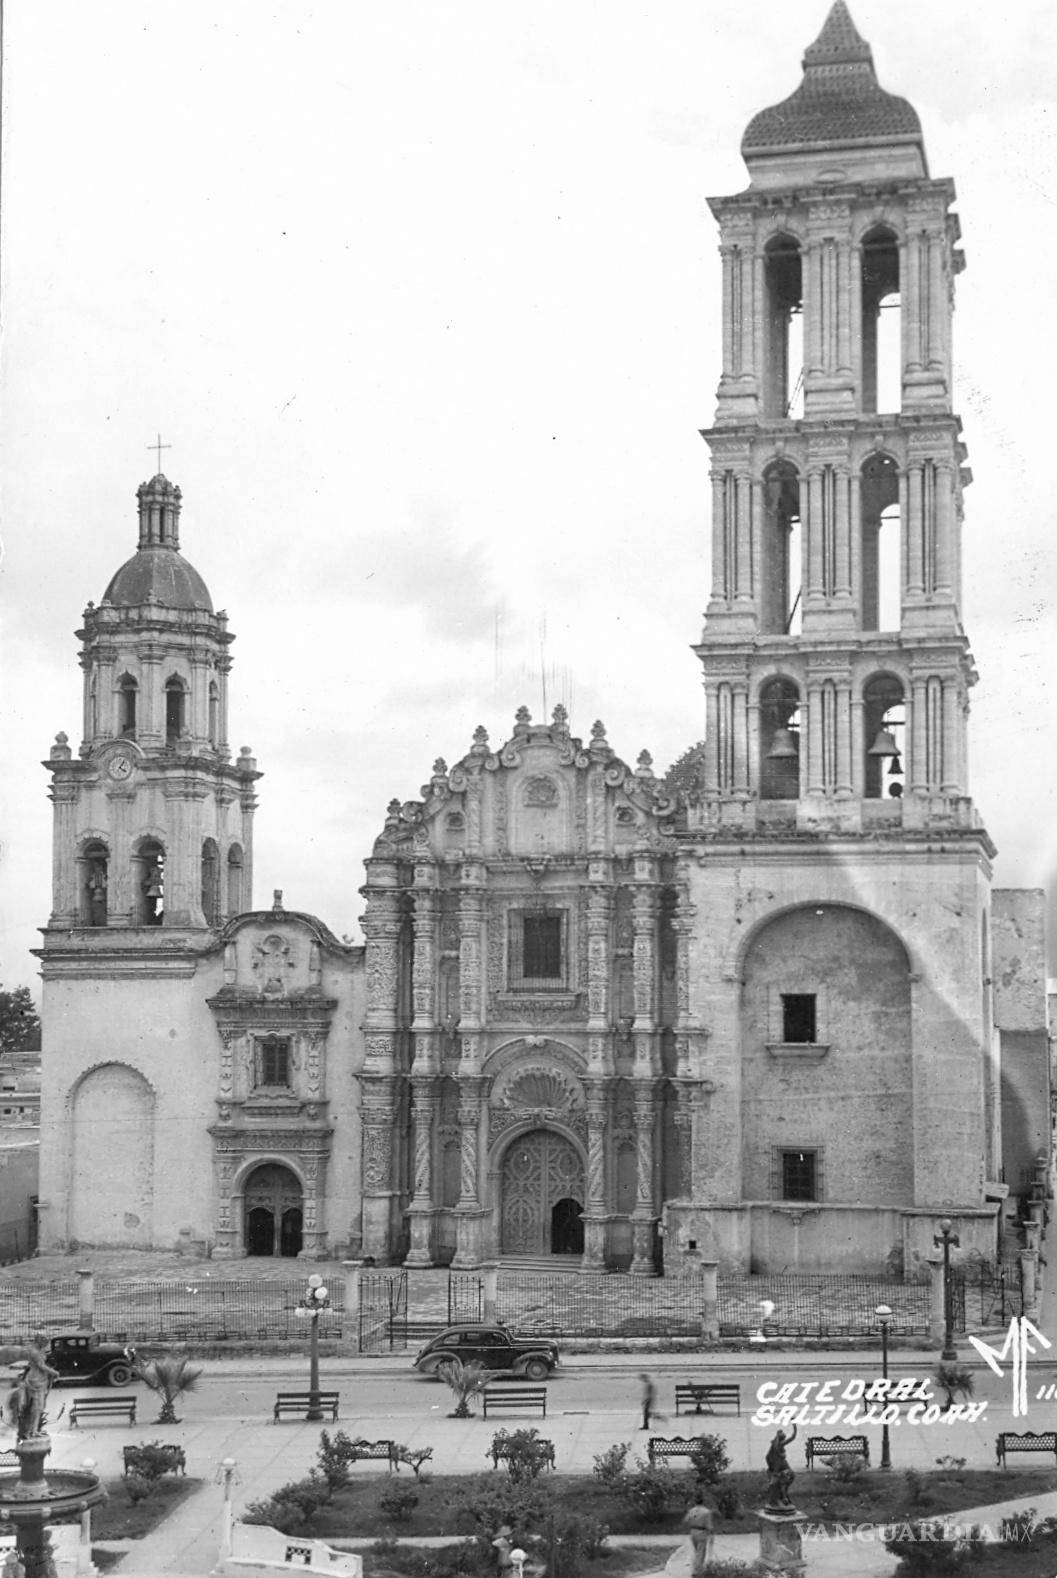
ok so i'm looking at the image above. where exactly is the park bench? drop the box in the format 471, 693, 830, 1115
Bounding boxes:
123, 1444, 186, 1476
482, 1384, 547, 1418
674, 1383, 742, 1416
647, 1436, 705, 1467
490, 1437, 555, 1471
0, 1451, 18, 1468
805, 1435, 870, 1470
273, 1391, 340, 1422
69, 1396, 137, 1428
995, 1431, 1057, 1467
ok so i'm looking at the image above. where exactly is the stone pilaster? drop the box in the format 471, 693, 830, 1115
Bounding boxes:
581, 1079, 608, 1271
405, 1075, 439, 1267
360, 1074, 399, 1263
629, 1082, 658, 1275
453, 1077, 487, 1267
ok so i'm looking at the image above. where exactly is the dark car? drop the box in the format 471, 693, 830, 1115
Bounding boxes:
40, 1332, 137, 1387
413, 1323, 559, 1381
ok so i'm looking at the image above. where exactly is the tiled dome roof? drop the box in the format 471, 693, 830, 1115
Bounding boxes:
742, 1, 922, 157
103, 548, 213, 612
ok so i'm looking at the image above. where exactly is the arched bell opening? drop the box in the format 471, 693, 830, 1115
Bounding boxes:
759, 678, 801, 800
763, 234, 803, 420
117, 674, 138, 739
863, 673, 906, 800
861, 453, 901, 632
226, 844, 244, 918
761, 461, 802, 636
134, 838, 166, 926
164, 675, 188, 745
861, 226, 901, 414
81, 839, 110, 927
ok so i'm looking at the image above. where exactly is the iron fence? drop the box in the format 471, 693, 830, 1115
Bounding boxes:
447, 1273, 483, 1324
90, 1279, 346, 1343
357, 1271, 409, 1354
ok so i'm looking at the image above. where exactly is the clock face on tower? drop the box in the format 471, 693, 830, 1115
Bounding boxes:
106, 754, 134, 782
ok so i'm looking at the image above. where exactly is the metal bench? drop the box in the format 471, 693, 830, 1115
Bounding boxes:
273, 1391, 340, 1422
805, 1434, 870, 1470
647, 1436, 705, 1467
482, 1385, 547, 1418
123, 1444, 186, 1476
69, 1396, 137, 1428
674, 1383, 742, 1416
996, 1430, 1057, 1467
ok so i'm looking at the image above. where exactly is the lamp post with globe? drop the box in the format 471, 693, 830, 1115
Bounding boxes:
295, 1274, 330, 1421
875, 1305, 893, 1470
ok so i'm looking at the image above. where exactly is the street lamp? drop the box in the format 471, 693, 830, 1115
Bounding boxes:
294, 1274, 330, 1421
933, 1218, 960, 1363
875, 1305, 892, 1471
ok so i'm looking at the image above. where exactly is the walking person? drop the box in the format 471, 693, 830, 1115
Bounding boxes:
683, 1500, 715, 1576
639, 1371, 656, 1431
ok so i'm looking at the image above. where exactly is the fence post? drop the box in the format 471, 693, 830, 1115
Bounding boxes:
927, 1253, 945, 1343
342, 1261, 362, 1354
698, 1259, 719, 1340
1019, 1249, 1038, 1317
77, 1268, 94, 1331
482, 1263, 499, 1324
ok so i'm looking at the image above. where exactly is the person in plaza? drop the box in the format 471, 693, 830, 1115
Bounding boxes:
639, 1371, 667, 1430
492, 1525, 514, 1573
683, 1500, 715, 1576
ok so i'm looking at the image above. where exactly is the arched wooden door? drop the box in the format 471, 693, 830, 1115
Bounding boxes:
243, 1163, 303, 1256
500, 1130, 584, 1256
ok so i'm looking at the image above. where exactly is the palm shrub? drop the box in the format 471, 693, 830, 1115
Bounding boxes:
933, 1364, 974, 1412
134, 1356, 203, 1424
439, 1358, 493, 1418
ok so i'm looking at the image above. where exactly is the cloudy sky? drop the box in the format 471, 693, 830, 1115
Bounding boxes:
2, 1, 1055, 992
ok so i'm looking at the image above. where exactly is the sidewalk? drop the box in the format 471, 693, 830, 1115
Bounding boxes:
37, 1345, 1057, 1576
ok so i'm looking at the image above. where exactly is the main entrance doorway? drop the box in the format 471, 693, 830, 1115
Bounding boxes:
500, 1129, 584, 1256
243, 1162, 303, 1256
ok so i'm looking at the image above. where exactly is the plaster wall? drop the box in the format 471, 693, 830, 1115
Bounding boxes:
682, 842, 993, 1215
39, 955, 223, 1248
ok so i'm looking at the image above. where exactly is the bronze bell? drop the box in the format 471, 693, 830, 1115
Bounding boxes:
868, 728, 900, 757
766, 727, 799, 759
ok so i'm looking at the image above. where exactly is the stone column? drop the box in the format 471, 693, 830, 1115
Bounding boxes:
736, 472, 753, 601
49, 779, 80, 925
631, 871, 658, 1075
941, 677, 961, 795
411, 872, 439, 1055
699, 1260, 719, 1341
928, 1254, 945, 1344
906, 464, 925, 596
405, 1076, 438, 1268
630, 1084, 658, 1276
341, 1261, 362, 1354
1020, 1249, 1039, 1317
77, 1269, 94, 1331
482, 1263, 499, 1322
458, 868, 486, 1074
909, 679, 929, 796
581, 1081, 609, 1272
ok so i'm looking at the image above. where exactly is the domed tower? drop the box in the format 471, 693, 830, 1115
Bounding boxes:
670, 4, 1009, 1276
42, 474, 260, 931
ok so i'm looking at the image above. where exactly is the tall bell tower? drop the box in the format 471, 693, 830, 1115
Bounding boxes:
41, 473, 260, 934
696, 0, 975, 830
671, 4, 1004, 1276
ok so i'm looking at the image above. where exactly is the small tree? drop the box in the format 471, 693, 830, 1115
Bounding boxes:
134, 1356, 203, 1424
933, 1364, 974, 1412
0, 987, 41, 1060
439, 1358, 493, 1418
688, 1433, 730, 1491
489, 1428, 555, 1482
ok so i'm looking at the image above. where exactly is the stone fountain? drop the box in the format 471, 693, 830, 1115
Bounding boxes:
0, 1433, 105, 1577
0, 1347, 105, 1578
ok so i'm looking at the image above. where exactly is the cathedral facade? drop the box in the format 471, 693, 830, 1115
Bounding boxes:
37, 5, 1049, 1274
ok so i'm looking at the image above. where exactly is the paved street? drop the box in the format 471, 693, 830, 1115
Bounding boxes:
33, 1345, 1057, 1576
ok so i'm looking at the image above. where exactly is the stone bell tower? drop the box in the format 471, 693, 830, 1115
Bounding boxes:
669, 3, 1005, 1275
696, 0, 975, 826
42, 473, 260, 933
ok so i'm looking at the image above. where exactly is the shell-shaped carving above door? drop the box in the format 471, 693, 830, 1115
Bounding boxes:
500, 1063, 583, 1113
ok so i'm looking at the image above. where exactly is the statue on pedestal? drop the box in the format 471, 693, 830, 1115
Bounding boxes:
764, 1423, 798, 1513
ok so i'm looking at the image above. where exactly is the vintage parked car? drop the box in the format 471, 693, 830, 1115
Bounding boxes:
37, 1332, 137, 1387
413, 1323, 559, 1381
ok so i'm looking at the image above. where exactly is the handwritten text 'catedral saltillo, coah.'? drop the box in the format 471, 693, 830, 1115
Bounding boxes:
751, 1378, 987, 1429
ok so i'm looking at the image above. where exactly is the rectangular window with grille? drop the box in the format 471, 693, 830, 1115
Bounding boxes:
773, 1147, 820, 1202
508, 910, 567, 990
255, 1037, 291, 1088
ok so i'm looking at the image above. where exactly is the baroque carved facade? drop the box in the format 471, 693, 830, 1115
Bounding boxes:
36, 4, 1049, 1273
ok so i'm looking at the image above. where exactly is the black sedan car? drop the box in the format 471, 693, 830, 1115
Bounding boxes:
413, 1323, 559, 1380
39, 1332, 137, 1387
